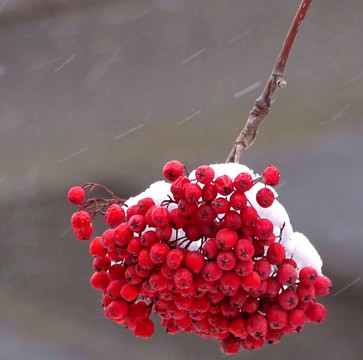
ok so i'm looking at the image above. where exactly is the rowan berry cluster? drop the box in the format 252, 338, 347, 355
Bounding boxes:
68, 160, 331, 355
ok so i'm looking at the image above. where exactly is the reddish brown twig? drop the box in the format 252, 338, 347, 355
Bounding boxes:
227, 0, 313, 163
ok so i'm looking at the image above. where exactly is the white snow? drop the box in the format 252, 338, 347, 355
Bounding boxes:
125, 163, 324, 274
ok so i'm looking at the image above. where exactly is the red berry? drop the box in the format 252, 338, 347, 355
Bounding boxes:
229, 318, 248, 339
195, 165, 215, 184
215, 228, 238, 250
174, 268, 194, 289
299, 266, 318, 286
121, 283, 139, 302
234, 172, 253, 192
306, 303, 326, 323
267, 243, 286, 265
128, 214, 146, 233
230, 192, 247, 210
89, 236, 107, 258
246, 314, 268, 340
149, 242, 170, 264
105, 204, 125, 227
134, 318, 154, 338
220, 335, 240, 355
266, 305, 288, 329
277, 263, 297, 286
240, 271, 261, 292
201, 183, 217, 202
216, 251, 237, 271
214, 175, 234, 196
296, 283, 315, 302
263, 166, 280, 186
184, 183, 202, 203
234, 259, 254, 277
202, 238, 219, 259
114, 223, 133, 246
67, 186, 85, 205
90, 272, 110, 291
254, 258, 272, 280
240, 206, 258, 226
234, 239, 254, 260
107, 299, 128, 320
71, 211, 91, 230
314, 275, 332, 296
137, 197, 155, 215
212, 197, 230, 214
278, 289, 299, 310
202, 261, 223, 282
289, 308, 306, 331
151, 206, 170, 226
185, 251, 205, 273
256, 188, 275, 208
166, 249, 184, 270
163, 160, 184, 181
169, 208, 187, 229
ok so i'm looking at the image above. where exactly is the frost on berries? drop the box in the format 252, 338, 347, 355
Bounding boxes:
68, 161, 331, 354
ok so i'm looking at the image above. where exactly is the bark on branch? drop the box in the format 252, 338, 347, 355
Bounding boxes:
227, 0, 313, 163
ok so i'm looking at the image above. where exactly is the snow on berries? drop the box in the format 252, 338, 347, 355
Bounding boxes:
68, 161, 331, 355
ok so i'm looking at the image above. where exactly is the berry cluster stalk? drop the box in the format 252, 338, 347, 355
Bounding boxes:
227, 0, 313, 163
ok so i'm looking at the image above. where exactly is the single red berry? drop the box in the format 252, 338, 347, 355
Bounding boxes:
90, 272, 110, 292
240, 206, 258, 226
234, 239, 254, 260
201, 183, 217, 202
126, 204, 140, 219
306, 303, 326, 323
184, 183, 202, 203
276, 263, 297, 286
138, 249, 155, 270
127, 237, 143, 256
214, 175, 234, 196
229, 318, 248, 339
155, 224, 173, 242
266, 305, 288, 329
299, 266, 318, 286
216, 251, 237, 271
278, 289, 299, 310
166, 248, 184, 270
229, 192, 247, 210
121, 283, 139, 302
134, 318, 154, 338
140, 230, 158, 247
215, 228, 238, 250
240, 271, 261, 292
256, 187, 275, 208
105, 204, 125, 227
234, 172, 253, 192
234, 259, 254, 277
128, 214, 146, 233
254, 218, 274, 240
100, 228, 116, 251
202, 261, 223, 282
211, 197, 230, 214
149, 242, 170, 264
169, 208, 187, 229
246, 313, 268, 340
263, 166, 280, 186
71, 211, 91, 230
174, 268, 194, 289
137, 197, 155, 215
108, 264, 126, 281
220, 335, 240, 355
107, 299, 129, 320
151, 206, 170, 226
229, 289, 247, 308
184, 224, 203, 242
178, 198, 198, 217
254, 258, 272, 280
267, 243, 286, 265
289, 308, 306, 331
89, 236, 107, 258
202, 238, 219, 259
314, 275, 332, 296
296, 283, 315, 302
125, 265, 144, 285
67, 186, 85, 205
220, 271, 240, 291
265, 277, 281, 298
185, 251, 205, 273
223, 210, 242, 231
93, 257, 111, 272
74, 223, 93, 241
163, 160, 184, 181
114, 223, 133, 246
107, 280, 124, 299
195, 165, 215, 184
242, 298, 259, 315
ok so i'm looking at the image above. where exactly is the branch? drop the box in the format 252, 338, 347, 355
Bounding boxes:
226, 0, 313, 163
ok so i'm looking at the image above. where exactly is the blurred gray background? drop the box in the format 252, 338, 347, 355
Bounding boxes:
0, 0, 362, 359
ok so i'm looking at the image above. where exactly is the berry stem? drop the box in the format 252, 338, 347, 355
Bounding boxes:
226, 0, 313, 163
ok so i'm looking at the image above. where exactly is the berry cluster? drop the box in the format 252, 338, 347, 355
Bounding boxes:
68, 161, 331, 355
